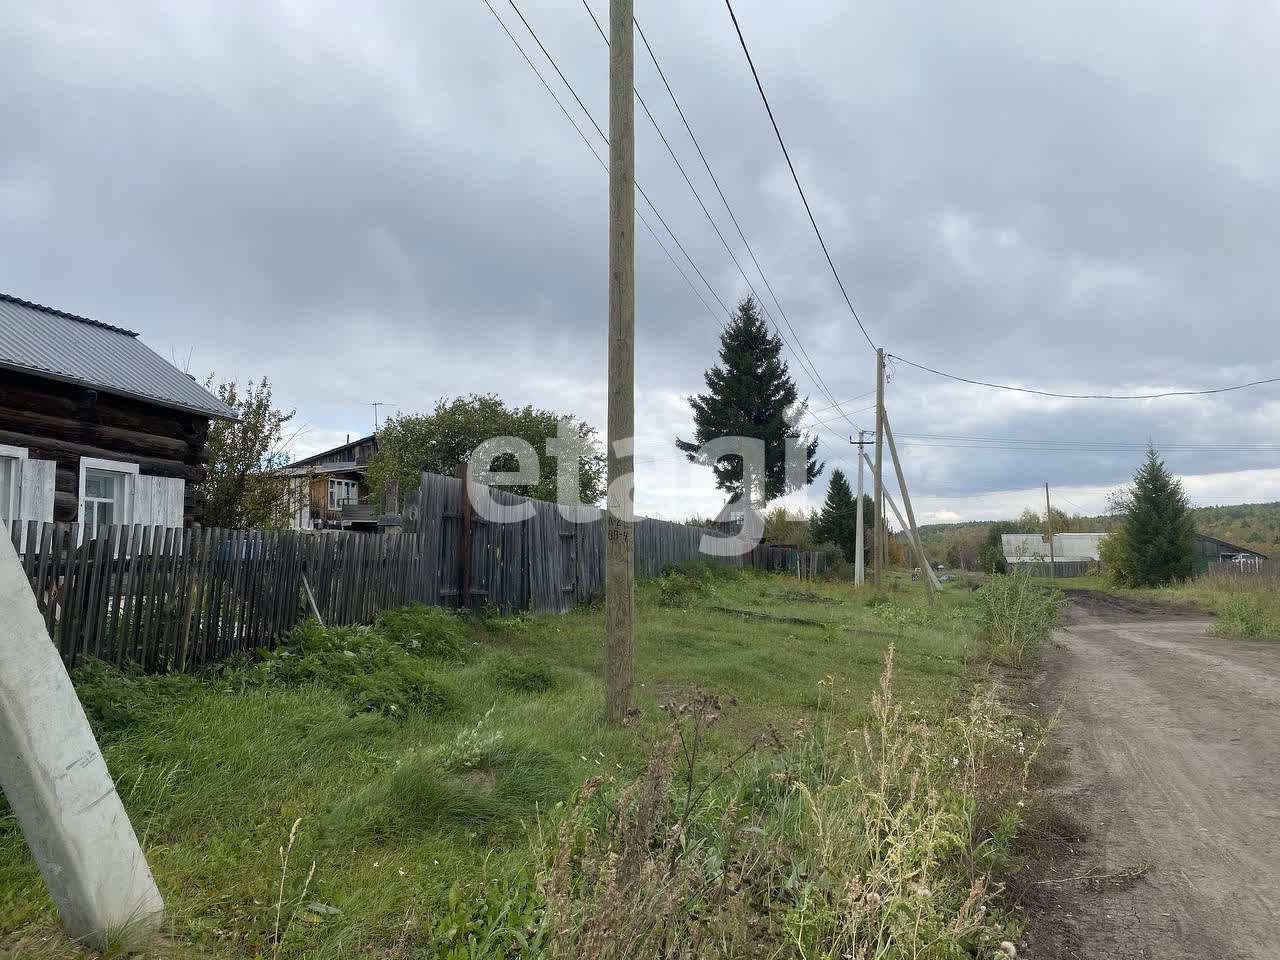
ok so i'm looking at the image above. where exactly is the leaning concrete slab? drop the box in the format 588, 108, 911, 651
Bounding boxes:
0, 535, 163, 947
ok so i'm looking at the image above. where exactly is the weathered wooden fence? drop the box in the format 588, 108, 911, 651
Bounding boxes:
9, 521, 307, 670
10, 470, 825, 672
394, 472, 745, 613
1204, 558, 1280, 578
1016, 560, 1095, 578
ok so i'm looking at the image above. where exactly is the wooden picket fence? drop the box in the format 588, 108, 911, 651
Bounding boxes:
6, 521, 460, 671
8, 522, 306, 670
9, 470, 828, 673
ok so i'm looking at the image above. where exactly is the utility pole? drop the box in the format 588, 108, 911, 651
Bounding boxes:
604, 0, 635, 725
853, 430, 866, 585
1045, 482, 1056, 577
873, 348, 885, 586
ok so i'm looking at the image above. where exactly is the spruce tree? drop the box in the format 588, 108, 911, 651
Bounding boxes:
810, 470, 873, 564
675, 297, 822, 503
1118, 447, 1196, 586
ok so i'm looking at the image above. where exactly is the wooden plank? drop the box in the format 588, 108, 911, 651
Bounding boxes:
135, 527, 161, 670
456, 465, 474, 612
89, 526, 118, 660
102, 526, 129, 662
114, 526, 141, 665
34, 522, 55, 630
181, 527, 212, 670
78, 532, 107, 662
69, 524, 97, 665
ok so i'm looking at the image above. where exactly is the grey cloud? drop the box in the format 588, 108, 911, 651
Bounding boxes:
1, 0, 1276, 515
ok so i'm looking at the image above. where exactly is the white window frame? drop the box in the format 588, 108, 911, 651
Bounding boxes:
79, 456, 139, 532
327, 478, 358, 510
0, 444, 29, 523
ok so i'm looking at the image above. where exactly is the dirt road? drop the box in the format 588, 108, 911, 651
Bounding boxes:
1025, 591, 1280, 959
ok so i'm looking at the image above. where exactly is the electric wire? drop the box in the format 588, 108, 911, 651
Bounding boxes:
889, 353, 1280, 401
580, 1, 862, 435
481, 0, 722, 327
722, 0, 877, 353
503, 0, 731, 318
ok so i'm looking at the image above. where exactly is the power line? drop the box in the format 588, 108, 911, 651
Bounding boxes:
580, 2, 860, 435
892, 431, 1280, 450
722, 0, 877, 353
503, 0, 731, 319
628, 10, 862, 433
480, 0, 721, 327
804, 388, 876, 418
889, 353, 1280, 401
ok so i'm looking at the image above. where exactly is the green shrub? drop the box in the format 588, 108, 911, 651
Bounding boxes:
374, 603, 470, 660
71, 659, 202, 741
488, 651, 558, 694
977, 570, 1065, 666
251, 620, 458, 717
1214, 591, 1280, 640
660, 559, 741, 583
343, 736, 564, 841
655, 571, 710, 608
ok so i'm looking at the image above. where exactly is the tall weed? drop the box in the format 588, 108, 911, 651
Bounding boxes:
432, 652, 1038, 958
976, 570, 1065, 666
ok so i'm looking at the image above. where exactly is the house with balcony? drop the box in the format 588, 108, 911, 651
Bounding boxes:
284, 433, 380, 530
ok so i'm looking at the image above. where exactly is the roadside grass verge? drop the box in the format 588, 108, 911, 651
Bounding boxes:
0, 567, 1037, 959
1126, 572, 1280, 640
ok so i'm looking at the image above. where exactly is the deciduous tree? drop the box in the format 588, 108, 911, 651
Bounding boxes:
200, 377, 303, 529
366, 394, 605, 504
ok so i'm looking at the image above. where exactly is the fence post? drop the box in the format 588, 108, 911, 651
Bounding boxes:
456, 464, 474, 611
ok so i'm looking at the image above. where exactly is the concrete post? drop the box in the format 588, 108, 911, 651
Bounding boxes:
0, 535, 163, 948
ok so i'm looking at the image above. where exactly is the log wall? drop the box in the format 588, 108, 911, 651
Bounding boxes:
0, 370, 211, 523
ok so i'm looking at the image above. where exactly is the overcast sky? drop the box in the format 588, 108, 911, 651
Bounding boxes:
3, 1, 1277, 522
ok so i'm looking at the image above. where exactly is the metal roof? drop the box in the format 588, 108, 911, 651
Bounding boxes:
0, 293, 236, 420
1003, 532, 1106, 562
285, 434, 377, 469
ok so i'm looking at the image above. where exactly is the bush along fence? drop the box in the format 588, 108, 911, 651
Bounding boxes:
10, 470, 826, 672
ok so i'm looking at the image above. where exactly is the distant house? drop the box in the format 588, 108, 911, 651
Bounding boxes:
1193, 534, 1267, 570
1003, 530, 1267, 571
1003, 532, 1105, 564
0, 293, 236, 530
283, 434, 379, 530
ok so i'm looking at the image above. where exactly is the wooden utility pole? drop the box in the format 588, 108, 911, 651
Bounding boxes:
873, 348, 885, 586
604, 0, 635, 725
854, 430, 866, 585
1044, 482, 1056, 577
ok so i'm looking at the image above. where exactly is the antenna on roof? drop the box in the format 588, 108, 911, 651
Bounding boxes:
369, 402, 395, 434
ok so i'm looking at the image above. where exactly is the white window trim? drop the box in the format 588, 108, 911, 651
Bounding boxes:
0, 444, 28, 522
79, 456, 140, 531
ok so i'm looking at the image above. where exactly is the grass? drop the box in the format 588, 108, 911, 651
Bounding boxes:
0, 567, 1023, 959
1035, 566, 1280, 641
1121, 571, 1280, 640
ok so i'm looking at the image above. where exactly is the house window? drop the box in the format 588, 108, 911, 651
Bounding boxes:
83, 468, 127, 530
79, 456, 139, 533
327, 478, 358, 509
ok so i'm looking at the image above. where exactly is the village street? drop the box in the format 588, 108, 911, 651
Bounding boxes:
1028, 593, 1280, 959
